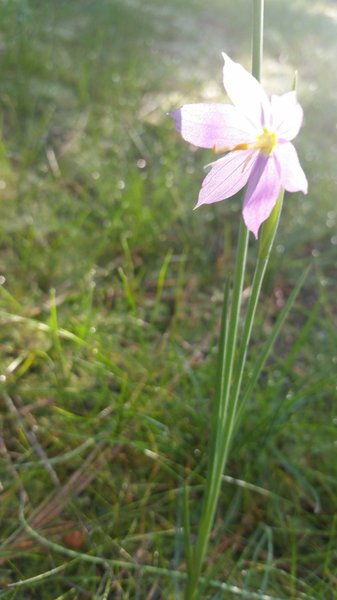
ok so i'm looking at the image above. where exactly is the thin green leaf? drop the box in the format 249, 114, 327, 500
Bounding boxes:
235, 266, 310, 430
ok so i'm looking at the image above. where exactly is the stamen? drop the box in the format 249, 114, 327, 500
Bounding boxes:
233, 142, 250, 151
213, 144, 229, 154
255, 128, 278, 155
213, 142, 249, 155
212, 130, 277, 157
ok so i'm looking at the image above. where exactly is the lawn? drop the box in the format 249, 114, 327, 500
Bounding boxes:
0, 0, 336, 598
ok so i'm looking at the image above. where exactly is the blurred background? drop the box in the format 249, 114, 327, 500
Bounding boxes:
0, 0, 336, 598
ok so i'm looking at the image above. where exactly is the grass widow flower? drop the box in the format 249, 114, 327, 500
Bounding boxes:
171, 53, 308, 238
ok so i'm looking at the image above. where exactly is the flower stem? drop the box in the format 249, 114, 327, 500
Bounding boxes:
184, 2, 265, 598
252, 0, 264, 80
220, 191, 284, 462
185, 221, 249, 600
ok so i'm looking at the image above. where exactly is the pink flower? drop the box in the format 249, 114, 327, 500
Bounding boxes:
171, 53, 308, 238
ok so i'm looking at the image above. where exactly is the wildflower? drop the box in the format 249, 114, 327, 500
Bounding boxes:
171, 53, 308, 238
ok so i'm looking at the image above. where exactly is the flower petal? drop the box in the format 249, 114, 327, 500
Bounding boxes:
243, 153, 282, 238
196, 150, 258, 207
222, 53, 271, 129
276, 142, 308, 193
170, 103, 256, 149
271, 91, 304, 141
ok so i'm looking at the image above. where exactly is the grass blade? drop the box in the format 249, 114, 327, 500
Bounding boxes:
235, 266, 310, 431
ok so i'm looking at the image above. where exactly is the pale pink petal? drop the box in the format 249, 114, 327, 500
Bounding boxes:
271, 91, 304, 141
275, 142, 308, 193
170, 103, 257, 149
222, 53, 271, 129
196, 150, 258, 207
243, 153, 282, 238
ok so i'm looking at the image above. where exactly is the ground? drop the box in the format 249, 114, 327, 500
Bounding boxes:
0, 0, 336, 598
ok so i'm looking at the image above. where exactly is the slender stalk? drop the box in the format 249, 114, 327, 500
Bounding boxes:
208, 0, 267, 502
184, 3, 265, 598
229, 192, 284, 430
185, 222, 249, 600
252, 0, 264, 80
215, 192, 283, 475
206, 278, 230, 470
205, 220, 249, 507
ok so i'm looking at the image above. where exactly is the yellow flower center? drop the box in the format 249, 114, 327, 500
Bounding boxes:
254, 128, 278, 155
213, 128, 278, 156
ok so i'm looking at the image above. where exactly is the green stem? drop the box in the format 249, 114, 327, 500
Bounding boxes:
252, 0, 264, 80
208, 220, 249, 497
209, 0, 268, 500
184, 3, 264, 598
206, 278, 230, 471
229, 192, 284, 431
185, 221, 249, 600
215, 192, 283, 477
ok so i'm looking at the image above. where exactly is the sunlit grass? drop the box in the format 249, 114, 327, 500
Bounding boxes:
0, 0, 336, 598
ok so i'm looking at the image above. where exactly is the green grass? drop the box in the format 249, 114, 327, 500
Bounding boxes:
0, 0, 336, 598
